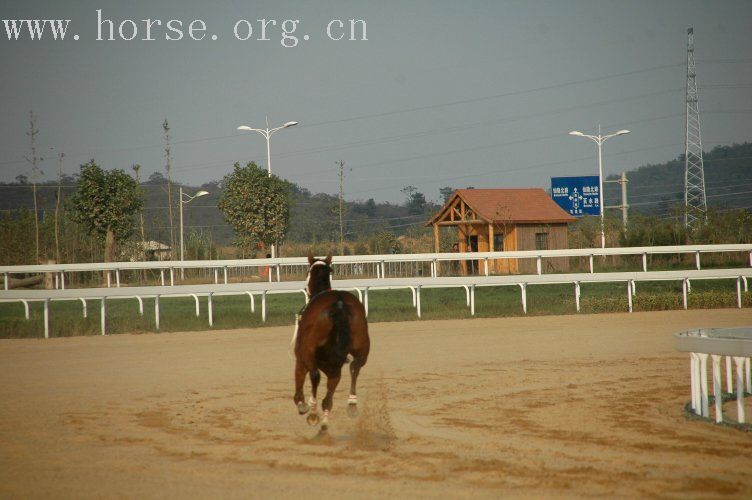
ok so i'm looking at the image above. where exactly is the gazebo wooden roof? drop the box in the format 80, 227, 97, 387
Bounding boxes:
428, 188, 576, 226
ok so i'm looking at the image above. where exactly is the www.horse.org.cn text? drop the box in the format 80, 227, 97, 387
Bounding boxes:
2, 11, 368, 47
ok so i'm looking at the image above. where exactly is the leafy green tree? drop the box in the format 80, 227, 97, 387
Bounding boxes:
69, 160, 143, 262
439, 186, 454, 203
217, 162, 290, 252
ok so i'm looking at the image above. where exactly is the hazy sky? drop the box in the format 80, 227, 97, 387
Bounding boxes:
1, 0, 751, 204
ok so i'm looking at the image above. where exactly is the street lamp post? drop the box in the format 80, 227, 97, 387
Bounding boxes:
568, 126, 630, 249
179, 187, 209, 279
236, 118, 298, 258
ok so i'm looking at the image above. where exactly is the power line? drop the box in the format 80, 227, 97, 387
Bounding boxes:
0, 60, 698, 167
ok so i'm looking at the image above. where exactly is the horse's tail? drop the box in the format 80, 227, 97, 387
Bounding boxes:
329, 294, 351, 364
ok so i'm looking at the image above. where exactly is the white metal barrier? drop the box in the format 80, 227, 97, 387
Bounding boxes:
676, 328, 752, 425
1, 267, 750, 338
2, 244, 751, 290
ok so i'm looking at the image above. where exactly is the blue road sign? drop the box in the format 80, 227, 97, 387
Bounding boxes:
551, 176, 600, 217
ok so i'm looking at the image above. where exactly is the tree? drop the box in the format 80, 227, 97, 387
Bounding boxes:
147, 171, 167, 184
400, 185, 417, 202
69, 160, 143, 262
439, 186, 454, 204
401, 185, 427, 214
217, 162, 290, 252
407, 191, 427, 214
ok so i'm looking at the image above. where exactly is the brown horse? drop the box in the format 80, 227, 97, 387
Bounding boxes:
293, 252, 370, 430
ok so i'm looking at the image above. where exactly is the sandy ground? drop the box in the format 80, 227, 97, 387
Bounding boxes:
1, 309, 752, 499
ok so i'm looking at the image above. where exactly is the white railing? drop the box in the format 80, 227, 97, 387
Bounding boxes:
2, 244, 751, 290
2, 267, 750, 338
676, 328, 752, 425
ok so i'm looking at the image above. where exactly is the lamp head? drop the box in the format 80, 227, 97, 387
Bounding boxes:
282, 121, 298, 128
237, 125, 253, 131
569, 131, 584, 137
615, 129, 631, 136
195, 190, 209, 197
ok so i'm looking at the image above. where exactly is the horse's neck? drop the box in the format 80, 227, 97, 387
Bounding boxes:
309, 280, 331, 297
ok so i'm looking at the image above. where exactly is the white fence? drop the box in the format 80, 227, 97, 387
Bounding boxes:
2, 267, 750, 338
676, 328, 752, 425
2, 244, 752, 290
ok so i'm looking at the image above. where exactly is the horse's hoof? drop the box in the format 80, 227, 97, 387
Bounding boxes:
348, 395, 357, 405
307, 413, 320, 426
297, 402, 310, 415
347, 405, 358, 418
321, 422, 328, 432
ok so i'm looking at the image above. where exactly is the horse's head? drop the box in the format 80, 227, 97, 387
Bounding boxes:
306, 251, 332, 299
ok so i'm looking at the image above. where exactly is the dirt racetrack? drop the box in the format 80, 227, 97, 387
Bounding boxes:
1, 309, 752, 498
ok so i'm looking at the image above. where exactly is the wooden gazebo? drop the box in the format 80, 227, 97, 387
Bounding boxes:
428, 188, 576, 274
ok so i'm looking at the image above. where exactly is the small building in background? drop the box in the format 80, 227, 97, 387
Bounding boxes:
428, 188, 576, 274
137, 241, 172, 261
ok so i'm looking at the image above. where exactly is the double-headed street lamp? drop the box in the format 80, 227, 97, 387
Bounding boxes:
568, 126, 630, 249
237, 119, 298, 177
237, 118, 298, 258
179, 187, 209, 277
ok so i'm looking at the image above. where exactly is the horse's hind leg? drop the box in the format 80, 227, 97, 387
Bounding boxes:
294, 359, 310, 415
321, 371, 342, 431
347, 355, 367, 415
307, 369, 321, 425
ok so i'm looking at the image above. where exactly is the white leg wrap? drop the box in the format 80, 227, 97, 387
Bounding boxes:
348, 395, 358, 405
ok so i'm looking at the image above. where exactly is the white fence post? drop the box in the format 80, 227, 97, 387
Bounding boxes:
154, 295, 160, 330
44, 298, 50, 339
737, 277, 743, 308
627, 280, 633, 313
726, 356, 733, 394
208, 293, 214, 327
100, 297, 107, 335
191, 294, 200, 317
682, 279, 688, 310
734, 357, 746, 423
711, 354, 722, 423
699, 353, 709, 417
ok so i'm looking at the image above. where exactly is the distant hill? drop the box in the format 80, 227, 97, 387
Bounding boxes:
2, 142, 750, 247
603, 142, 752, 218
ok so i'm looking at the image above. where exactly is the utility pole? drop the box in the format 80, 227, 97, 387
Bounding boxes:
25, 110, 41, 263
163, 119, 175, 253
55, 152, 65, 262
131, 164, 147, 252
337, 160, 346, 255
684, 27, 707, 228
604, 171, 629, 232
